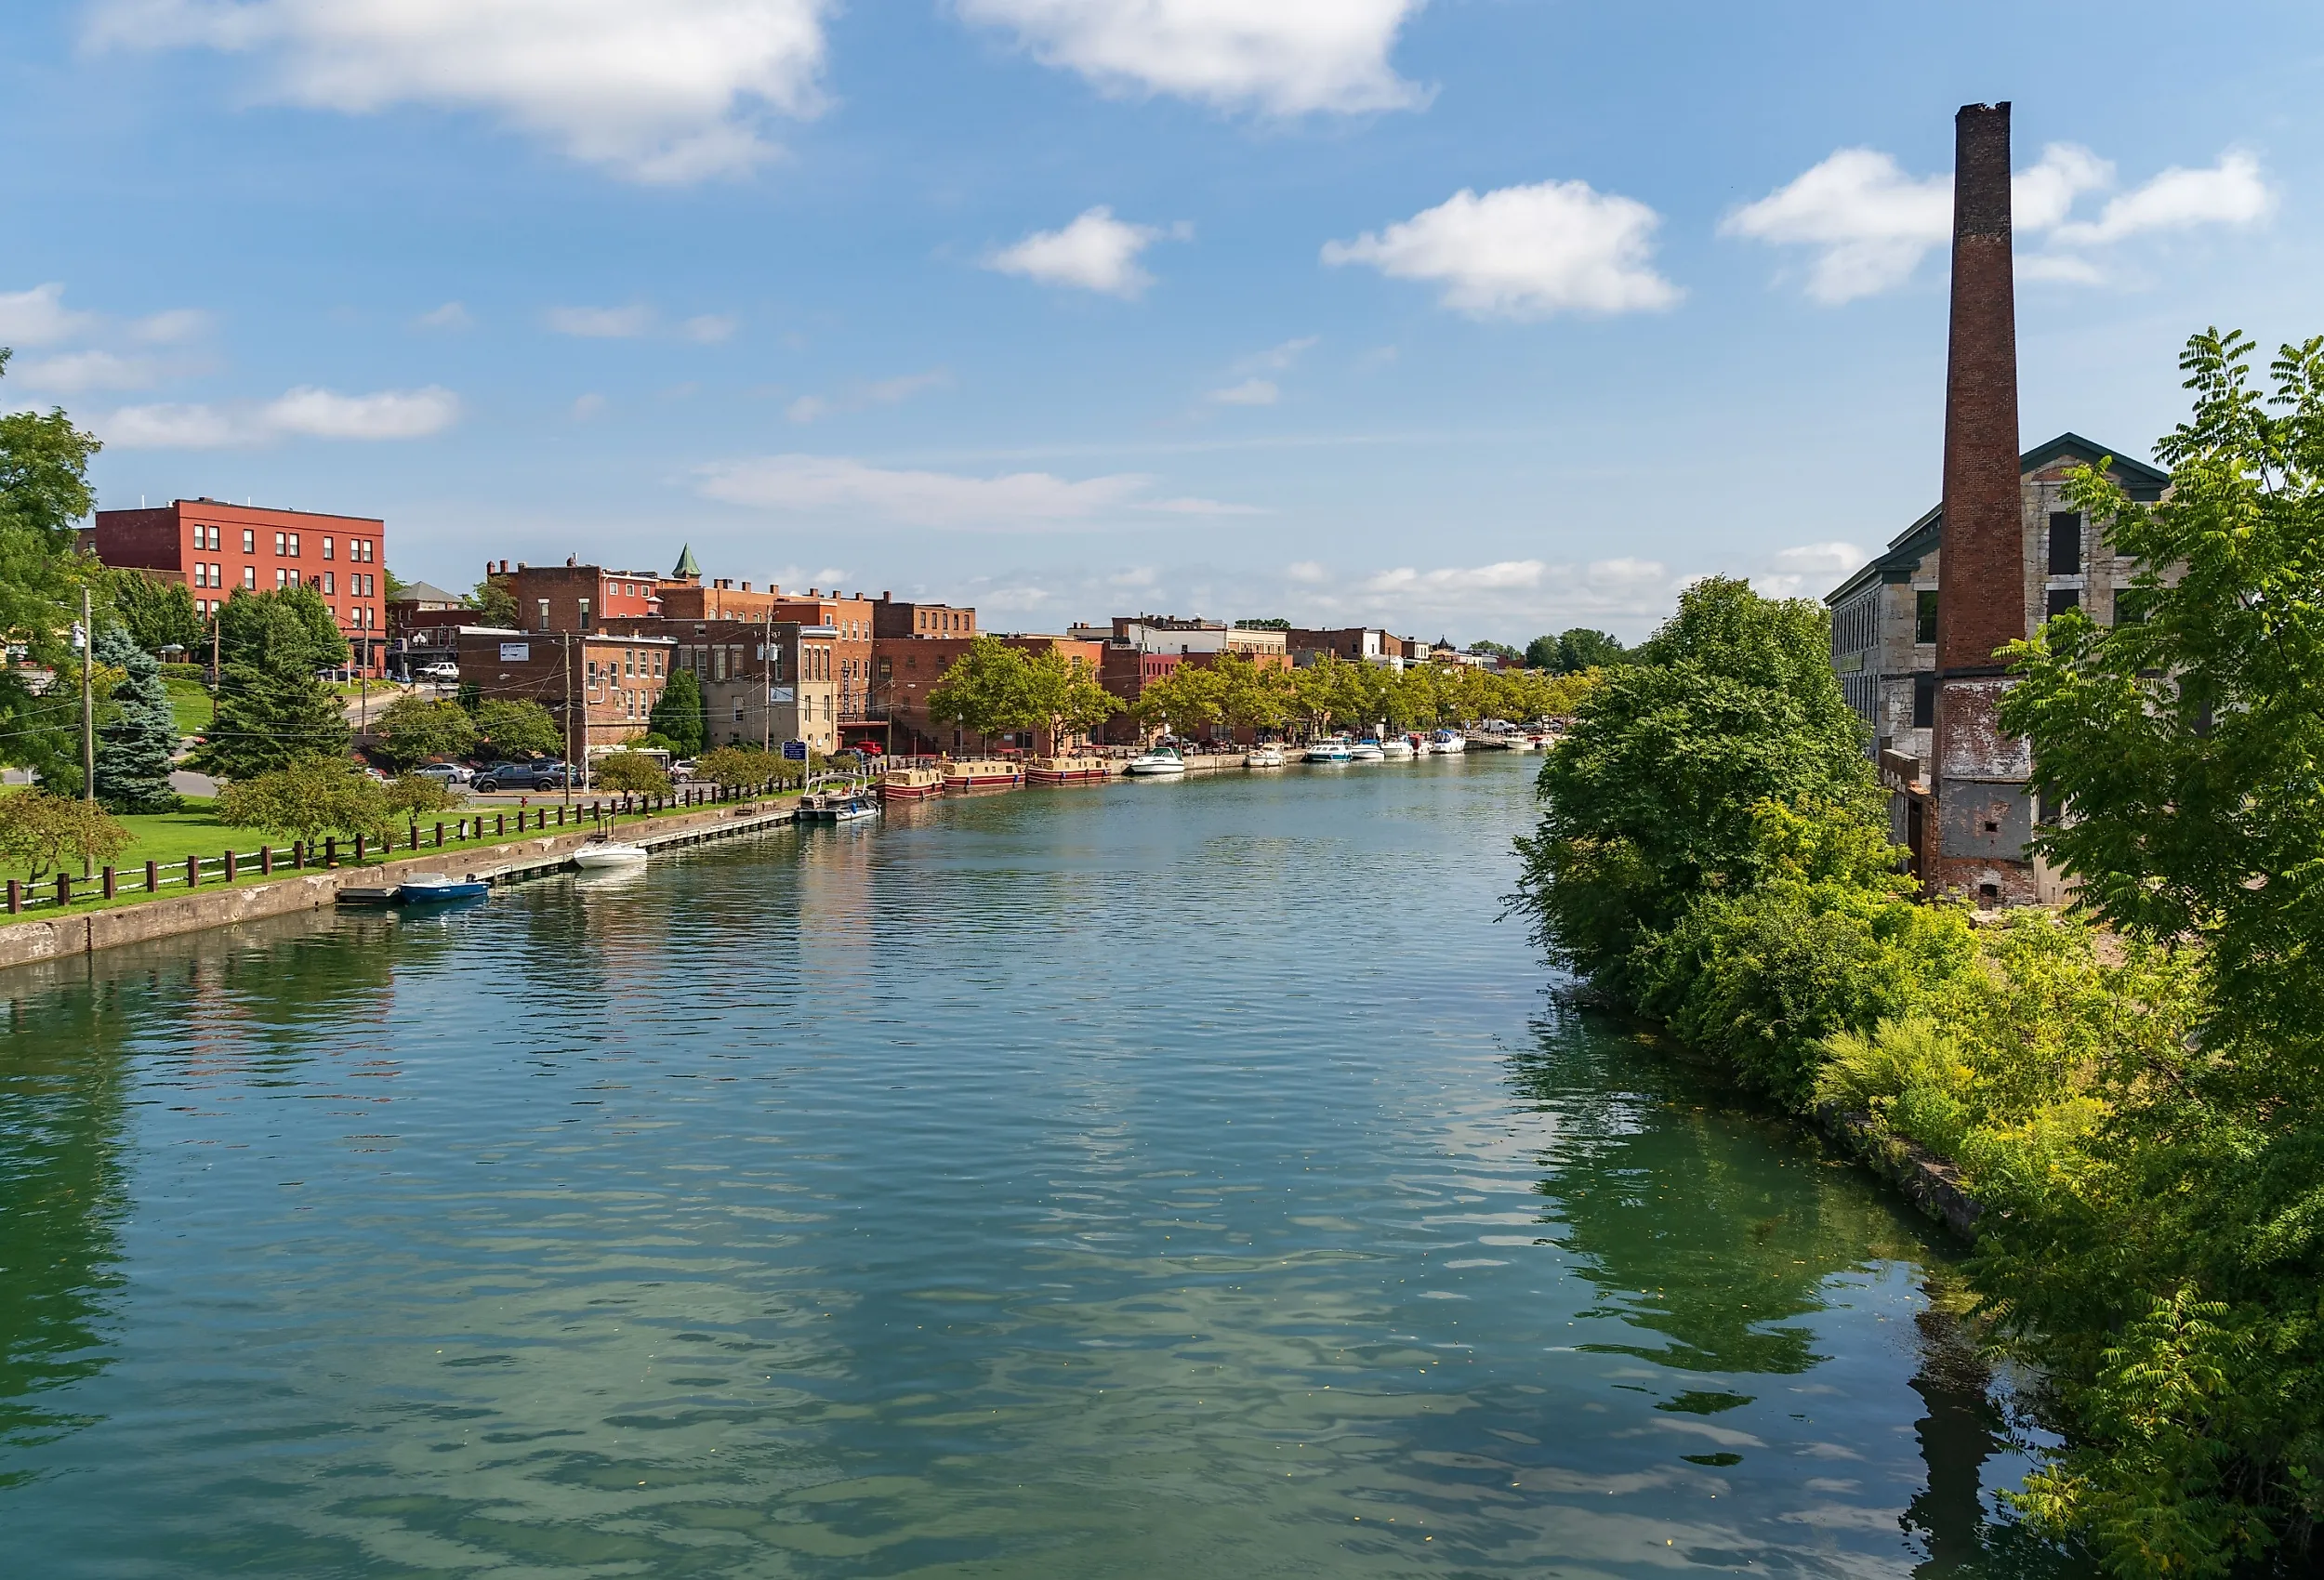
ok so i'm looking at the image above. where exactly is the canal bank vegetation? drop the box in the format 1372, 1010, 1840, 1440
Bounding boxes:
1513, 332, 2324, 1580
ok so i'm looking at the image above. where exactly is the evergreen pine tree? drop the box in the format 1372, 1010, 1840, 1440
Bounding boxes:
92, 624, 179, 812
648, 666, 706, 756
188, 589, 352, 781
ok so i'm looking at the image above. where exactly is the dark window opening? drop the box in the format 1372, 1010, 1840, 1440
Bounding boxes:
2046, 587, 2081, 620
1977, 882, 2000, 910
2115, 586, 2153, 625
1982, 820, 2000, 834
2049, 511, 2083, 575
1914, 589, 1938, 645
1910, 673, 1936, 731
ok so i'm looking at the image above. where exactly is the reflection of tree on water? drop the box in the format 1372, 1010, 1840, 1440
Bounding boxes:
1507, 1025, 1920, 1376
1509, 1010, 2067, 1580
0, 993, 130, 1476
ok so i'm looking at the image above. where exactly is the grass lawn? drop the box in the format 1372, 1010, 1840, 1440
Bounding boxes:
4, 788, 796, 924
164, 677, 214, 737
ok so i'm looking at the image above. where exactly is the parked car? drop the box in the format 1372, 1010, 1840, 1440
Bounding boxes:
670, 759, 700, 783
411, 762, 474, 785
416, 662, 458, 683
472, 759, 567, 793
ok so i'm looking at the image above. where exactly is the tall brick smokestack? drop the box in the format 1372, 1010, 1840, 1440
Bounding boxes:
1935, 102, 2021, 678
1928, 101, 2034, 905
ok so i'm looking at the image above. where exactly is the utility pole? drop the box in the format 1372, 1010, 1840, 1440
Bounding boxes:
561, 633, 574, 809
761, 608, 773, 756
80, 588, 96, 877
210, 618, 221, 728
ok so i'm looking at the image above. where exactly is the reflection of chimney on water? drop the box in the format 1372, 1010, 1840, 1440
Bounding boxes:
1929, 102, 2037, 908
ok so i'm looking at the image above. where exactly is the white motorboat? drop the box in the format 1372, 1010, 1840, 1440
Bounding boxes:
1429, 730, 1467, 755
1302, 739, 1351, 764
1348, 739, 1385, 762
1378, 736, 1415, 759
829, 796, 878, 823
1126, 745, 1187, 776
1244, 744, 1287, 768
573, 840, 649, 869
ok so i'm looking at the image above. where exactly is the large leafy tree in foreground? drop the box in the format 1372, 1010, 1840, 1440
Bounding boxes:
1995, 330, 2324, 1576
1513, 576, 1876, 994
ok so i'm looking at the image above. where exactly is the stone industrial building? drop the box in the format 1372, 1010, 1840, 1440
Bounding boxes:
1825, 102, 2172, 906
87, 498, 391, 675
1825, 434, 2172, 888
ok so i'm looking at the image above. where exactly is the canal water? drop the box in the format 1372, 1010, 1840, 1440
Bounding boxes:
2, 754, 2059, 1577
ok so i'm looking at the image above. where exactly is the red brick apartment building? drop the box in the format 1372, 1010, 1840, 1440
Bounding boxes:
89, 498, 390, 675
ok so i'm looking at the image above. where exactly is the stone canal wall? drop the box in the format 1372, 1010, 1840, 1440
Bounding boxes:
0, 799, 798, 976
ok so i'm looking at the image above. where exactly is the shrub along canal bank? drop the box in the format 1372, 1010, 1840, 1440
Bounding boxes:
1514, 423, 2320, 1580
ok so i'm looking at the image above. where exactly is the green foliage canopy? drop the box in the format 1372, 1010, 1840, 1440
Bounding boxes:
0, 349, 104, 783
472, 698, 561, 759
1513, 576, 1876, 994
374, 694, 478, 770
91, 624, 178, 814
187, 588, 352, 781
0, 790, 132, 880
647, 666, 706, 757
214, 755, 393, 848
594, 751, 671, 794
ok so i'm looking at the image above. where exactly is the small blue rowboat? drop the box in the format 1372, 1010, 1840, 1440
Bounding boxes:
397, 874, 490, 904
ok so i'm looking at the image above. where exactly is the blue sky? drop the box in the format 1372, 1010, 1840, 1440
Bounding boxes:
3, 1, 2317, 643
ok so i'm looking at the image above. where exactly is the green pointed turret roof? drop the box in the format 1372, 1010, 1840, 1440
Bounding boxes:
671, 544, 701, 579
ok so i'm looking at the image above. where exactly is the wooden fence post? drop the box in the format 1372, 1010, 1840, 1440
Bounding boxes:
293, 841, 305, 869
324, 837, 337, 867
353, 834, 365, 863
186, 854, 200, 888
57, 874, 71, 905
224, 849, 237, 882
434, 823, 444, 848
102, 866, 116, 899
145, 860, 158, 892
5, 879, 17, 914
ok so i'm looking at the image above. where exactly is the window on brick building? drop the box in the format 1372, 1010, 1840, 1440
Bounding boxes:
324, 573, 335, 594
287, 533, 300, 557
242, 530, 255, 553
323, 537, 335, 560
1915, 589, 1938, 645
2046, 587, 2081, 619
2049, 512, 2082, 575
242, 565, 256, 589
1911, 672, 1935, 731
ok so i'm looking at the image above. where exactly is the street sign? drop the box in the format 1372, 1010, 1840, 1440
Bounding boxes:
782, 739, 807, 760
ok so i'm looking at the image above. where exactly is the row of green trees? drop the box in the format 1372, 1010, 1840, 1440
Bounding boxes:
1128, 650, 1598, 739
925, 638, 1122, 749
1512, 332, 2324, 1578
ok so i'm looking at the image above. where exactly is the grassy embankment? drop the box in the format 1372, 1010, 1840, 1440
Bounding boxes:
3, 788, 791, 924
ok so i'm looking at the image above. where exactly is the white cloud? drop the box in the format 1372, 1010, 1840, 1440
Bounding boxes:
957, 0, 1428, 115
1367, 560, 1548, 595
572, 392, 607, 420
1771, 541, 1866, 574
695, 453, 1250, 529
98, 402, 250, 449
99, 384, 461, 448
265, 385, 460, 439
8, 349, 163, 393
986, 206, 1169, 298
786, 370, 948, 423
1243, 335, 1318, 372
0, 283, 98, 347
681, 313, 739, 343
2052, 152, 2272, 245
1587, 557, 1668, 586
1727, 142, 2272, 302
415, 301, 473, 330
130, 308, 214, 343
86, 0, 833, 183
1208, 377, 1278, 406
1719, 149, 1950, 304
1322, 180, 1681, 319
1285, 560, 1327, 584
547, 303, 657, 338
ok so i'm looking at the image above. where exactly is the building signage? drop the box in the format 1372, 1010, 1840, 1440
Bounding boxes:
768, 686, 795, 703
498, 642, 530, 662
782, 740, 808, 760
